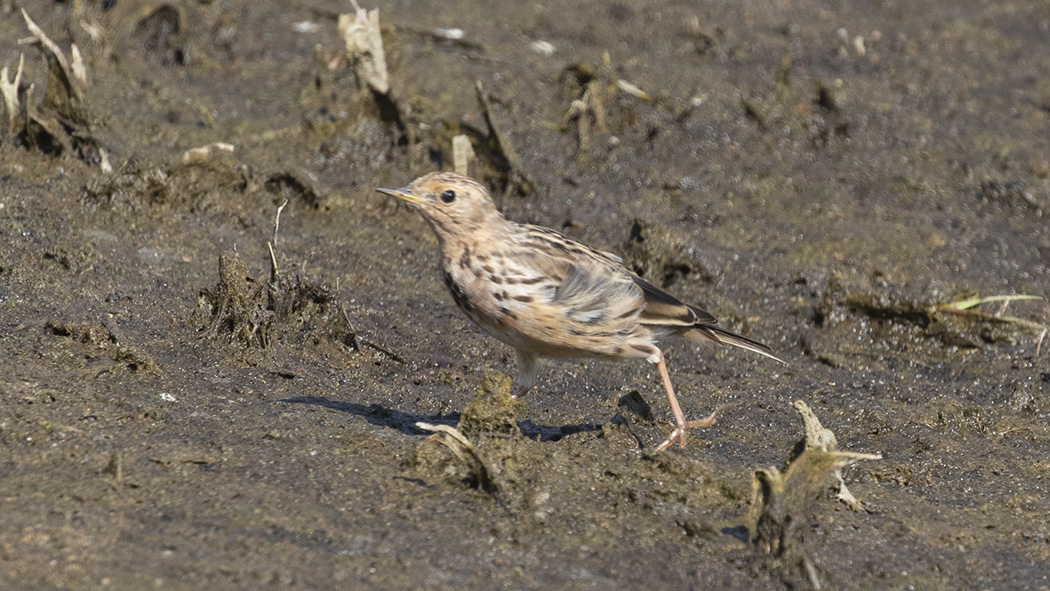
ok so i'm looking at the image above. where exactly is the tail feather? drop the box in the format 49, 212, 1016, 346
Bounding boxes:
685, 326, 785, 364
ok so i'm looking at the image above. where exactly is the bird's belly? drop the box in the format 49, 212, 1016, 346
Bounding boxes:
446, 279, 651, 360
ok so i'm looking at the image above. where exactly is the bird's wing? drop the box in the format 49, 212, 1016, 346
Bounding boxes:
631, 275, 715, 327
500, 226, 645, 353
633, 274, 782, 361
512, 226, 711, 330
503, 225, 780, 362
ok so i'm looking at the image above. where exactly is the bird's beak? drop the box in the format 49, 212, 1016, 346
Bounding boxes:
375, 186, 424, 205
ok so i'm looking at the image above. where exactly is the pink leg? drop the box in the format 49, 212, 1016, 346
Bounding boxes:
654, 355, 720, 452
512, 350, 538, 399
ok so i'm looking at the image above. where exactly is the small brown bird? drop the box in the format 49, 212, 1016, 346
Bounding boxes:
377, 172, 782, 451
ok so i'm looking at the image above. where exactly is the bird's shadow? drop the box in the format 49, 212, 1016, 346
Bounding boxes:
279, 396, 601, 442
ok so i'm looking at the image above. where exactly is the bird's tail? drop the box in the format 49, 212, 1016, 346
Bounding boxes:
685, 325, 785, 364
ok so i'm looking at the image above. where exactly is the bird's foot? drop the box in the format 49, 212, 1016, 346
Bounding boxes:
685, 406, 721, 429
655, 426, 687, 452
654, 407, 722, 452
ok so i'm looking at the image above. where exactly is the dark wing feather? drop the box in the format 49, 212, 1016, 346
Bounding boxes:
632, 276, 715, 327
634, 275, 785, 363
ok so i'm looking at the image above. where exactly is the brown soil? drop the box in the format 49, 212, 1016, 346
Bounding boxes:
1, 1, 1048, 589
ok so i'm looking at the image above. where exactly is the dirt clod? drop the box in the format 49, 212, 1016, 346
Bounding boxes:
457, 372, 525, 439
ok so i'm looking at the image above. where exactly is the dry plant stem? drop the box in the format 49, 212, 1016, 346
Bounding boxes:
70, 45, 87, 87
416, 421, 498, 493
475, 80, 530, 187
452, 134, 474, 176
338, 303, 362, 352
340, 0, 389, 94
792, 399, 880, 512
937, 294, 1042, 312
272, 199, 288, 246
564, 97, 590, 152
335, 278, 403, 361
997, 298, 1010, 316
803, 555, 821, 590
616, 79, 652, 102
360, 339, 405, 363
21, 11, 73, 83
21, 9, 85, 107
945, 309, 1048, 331
1, 53, 25, 136
269, 199, 288, 280
936, 294, 1048, 332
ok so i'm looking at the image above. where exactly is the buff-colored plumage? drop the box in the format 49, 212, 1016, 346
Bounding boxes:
377, 172, 781, 450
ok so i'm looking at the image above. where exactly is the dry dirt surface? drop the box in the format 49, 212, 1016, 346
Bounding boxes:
1, 0, 1049, 589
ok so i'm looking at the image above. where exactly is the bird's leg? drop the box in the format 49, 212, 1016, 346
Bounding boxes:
654, 353, 719, 451
654, 355, 688, 451
512, 350, 539, 399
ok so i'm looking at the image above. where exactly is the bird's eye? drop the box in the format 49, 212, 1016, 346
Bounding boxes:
440, 189, 456, 203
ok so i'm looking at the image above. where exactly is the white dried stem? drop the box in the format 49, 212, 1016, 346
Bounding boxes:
452, 134, 475, 176
337, 1, 390, 94
1, 53, 25, 136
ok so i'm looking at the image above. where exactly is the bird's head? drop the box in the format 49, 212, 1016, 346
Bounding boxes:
376, 172, 506, 241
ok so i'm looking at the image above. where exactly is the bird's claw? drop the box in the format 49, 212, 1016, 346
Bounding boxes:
654, 408, 721, 451
655, 427, 686, 452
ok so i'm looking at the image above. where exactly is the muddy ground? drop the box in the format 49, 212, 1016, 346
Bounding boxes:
1, 0, 1049, 589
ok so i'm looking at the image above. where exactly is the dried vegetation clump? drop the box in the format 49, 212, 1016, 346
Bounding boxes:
815, 274, 1047, 352
194, 249, 356, 355
413, 373, 528, 498
2, 10, 106, 167
748, 401, 880, 589
45, 319, 156, 374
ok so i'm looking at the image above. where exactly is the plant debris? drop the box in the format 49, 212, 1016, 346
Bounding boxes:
45, 319, 156, 373
456, 372, 524, 440
412, 373, 527, 496
474, 80, 533, 195
452, 133, 475, 176
193, 203, 356, 354
415, 422, 499, 494
788, 400, 876, 512
7, 9, 106, 168
338, 0, 390, 96
842, 291, 1047, 347
560, 58, 610, 160
337, 1, 412, 143
748, 400, 880, 589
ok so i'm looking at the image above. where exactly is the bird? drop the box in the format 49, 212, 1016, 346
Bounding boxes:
376, 172, 782, 451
